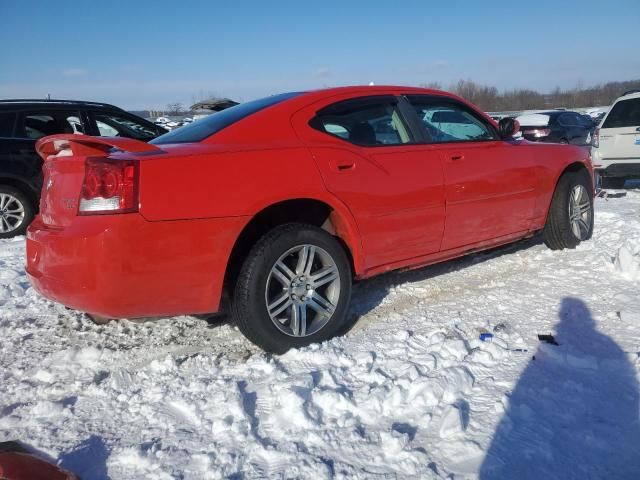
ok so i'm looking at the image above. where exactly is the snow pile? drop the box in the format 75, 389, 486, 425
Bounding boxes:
1, 188, 640, 478
614, 240, 640, 281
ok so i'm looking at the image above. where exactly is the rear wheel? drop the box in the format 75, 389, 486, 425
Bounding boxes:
543, 171, 594, 250
601, 177, 626, 189
233, 223, 352, 353
0, 185, 34, 239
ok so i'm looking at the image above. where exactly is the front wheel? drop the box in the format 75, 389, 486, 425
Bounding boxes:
543, 171, 594, 250
233, 223, 352, 353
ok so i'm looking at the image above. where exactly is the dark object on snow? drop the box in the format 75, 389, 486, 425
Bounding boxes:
0, 442, 79, 480
0, 442, 29, 454
537, 334, 559, 345
479, 332, 494, 342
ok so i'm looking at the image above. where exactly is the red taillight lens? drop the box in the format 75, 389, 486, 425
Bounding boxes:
79, 158, 139, 215
522, 128, 551, 138
593, 127, 600, 148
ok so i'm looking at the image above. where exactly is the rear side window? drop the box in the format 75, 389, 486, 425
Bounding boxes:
91, 112, 158, 141
602, 98, 640, 128
310, 96, 412, 146
151, 92, 301, 144
0, 111, 16, 137
406, 96, 497, 143
558, 113, 578, 127
18, 111, 83, 139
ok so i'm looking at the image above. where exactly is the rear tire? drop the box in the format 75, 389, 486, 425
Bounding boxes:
602, 177, 626, 189
0, 185, 34, 239
232, 223, 352, 353
543, 171, 594, 250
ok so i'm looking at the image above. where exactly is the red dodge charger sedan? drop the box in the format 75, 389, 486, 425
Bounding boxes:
26, 86, 594, 352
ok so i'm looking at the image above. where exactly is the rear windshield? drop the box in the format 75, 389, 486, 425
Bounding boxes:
151, 92, 300, 144
602, 98, 640, 129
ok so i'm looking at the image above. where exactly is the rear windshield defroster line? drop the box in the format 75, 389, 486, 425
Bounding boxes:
150, 92, 301, 145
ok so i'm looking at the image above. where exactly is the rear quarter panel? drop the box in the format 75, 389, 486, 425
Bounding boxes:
138, 145, 330, 220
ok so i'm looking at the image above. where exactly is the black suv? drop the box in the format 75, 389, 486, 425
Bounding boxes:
0, 100, 167, 238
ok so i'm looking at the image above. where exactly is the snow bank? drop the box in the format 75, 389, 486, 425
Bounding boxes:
614, 241, 640, 281
2, 192, 640, 478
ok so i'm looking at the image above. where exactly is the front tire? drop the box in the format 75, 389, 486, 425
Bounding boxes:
0, 185, 34, 239
543, 171, 594, 250
232, 223, 352, 353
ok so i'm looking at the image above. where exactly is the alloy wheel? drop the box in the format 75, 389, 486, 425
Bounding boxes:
568, 184, 592, 240
0, 193, 26, 234
265, 244, 341, 337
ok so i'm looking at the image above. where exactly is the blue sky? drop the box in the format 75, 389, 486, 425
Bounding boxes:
1, 0, 638, 109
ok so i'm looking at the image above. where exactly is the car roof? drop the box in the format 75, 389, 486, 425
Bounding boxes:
270, 85, 474, 116
615, 91, 640, 101
294, 85, 453, 101
0, 99, 124, 110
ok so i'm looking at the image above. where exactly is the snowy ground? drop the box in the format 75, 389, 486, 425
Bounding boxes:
1, 186, 640, 480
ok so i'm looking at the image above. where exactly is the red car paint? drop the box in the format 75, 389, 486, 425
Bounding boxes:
26, 86, 592, 319
0, 452, 78, 480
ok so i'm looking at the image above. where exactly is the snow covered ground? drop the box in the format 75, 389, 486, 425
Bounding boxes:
1, 185, 640, 479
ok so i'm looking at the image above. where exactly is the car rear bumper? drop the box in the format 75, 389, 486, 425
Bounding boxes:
591, 149, 640, 177
595, 162, 640, 178
26, 214, 247, 318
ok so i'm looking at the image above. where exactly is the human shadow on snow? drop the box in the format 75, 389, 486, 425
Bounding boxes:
480, 297, 640, 480
58, 434, 111, 480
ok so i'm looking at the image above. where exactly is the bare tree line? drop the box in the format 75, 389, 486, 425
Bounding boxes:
421, 79, 640, 111
150, 78, 640, 117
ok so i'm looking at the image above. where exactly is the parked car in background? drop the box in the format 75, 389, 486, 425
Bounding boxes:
0, 99, 167, 237
27, 86, 593, 353
516, 110, 596, 145
592, 90, 640, 188
591, 111, 607, 125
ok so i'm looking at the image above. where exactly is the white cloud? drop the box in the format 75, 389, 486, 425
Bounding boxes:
313, 67, 333, 79
61, 68, 89, 77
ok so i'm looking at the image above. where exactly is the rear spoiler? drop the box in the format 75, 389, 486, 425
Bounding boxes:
35, 134, 162, 160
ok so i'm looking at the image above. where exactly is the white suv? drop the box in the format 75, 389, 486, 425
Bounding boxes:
592, 90, 640, 188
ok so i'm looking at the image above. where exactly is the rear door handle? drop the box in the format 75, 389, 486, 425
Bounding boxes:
450, 154, 464, 161
331, 160, 356, 172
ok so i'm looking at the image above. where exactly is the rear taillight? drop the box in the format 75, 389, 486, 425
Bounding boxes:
79, 158, 139, 215
592, 127, 600, 148
522, 128, 551, 138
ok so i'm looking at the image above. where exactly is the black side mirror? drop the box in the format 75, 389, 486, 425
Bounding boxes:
498, 118, 520, 139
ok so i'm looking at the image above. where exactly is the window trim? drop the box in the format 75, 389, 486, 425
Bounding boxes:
309, 95, 419, 148
402, 94, 500, 145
